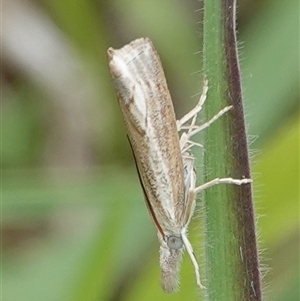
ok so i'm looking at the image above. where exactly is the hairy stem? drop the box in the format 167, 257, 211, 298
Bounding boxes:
202, 0, 262, 300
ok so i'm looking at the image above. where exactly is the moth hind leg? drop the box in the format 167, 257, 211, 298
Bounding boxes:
176, 78, 209, 132
177, 79, 232, 156
186, 105, 233, 142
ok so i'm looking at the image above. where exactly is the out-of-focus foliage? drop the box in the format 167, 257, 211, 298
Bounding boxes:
2, 0, 299, 301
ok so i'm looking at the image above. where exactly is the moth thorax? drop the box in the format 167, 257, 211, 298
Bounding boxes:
167, 235, 183, 250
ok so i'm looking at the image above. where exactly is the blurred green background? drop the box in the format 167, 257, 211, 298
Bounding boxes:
2, 0, 299, 300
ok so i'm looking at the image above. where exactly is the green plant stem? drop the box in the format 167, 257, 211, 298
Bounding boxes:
202, 0, 262, 300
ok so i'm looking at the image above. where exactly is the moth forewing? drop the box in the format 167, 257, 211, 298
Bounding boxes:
108, 39, 185, 222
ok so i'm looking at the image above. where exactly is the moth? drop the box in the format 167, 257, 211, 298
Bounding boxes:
107, 38, 251, 293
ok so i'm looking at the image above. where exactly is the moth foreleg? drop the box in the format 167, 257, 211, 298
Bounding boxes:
181, 156, 205, 289
181, 230, 205, 289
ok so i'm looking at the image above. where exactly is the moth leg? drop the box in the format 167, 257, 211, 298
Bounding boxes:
186, 105, 233, 141
181, 176, 202, 286
182, 174, 196, 226
177, 81, 233, 154
179, 132, 203, 154
179, 104, 232, 156
181, 140, 203, 155
194, 177, 252, 195
176, 78, 208, 131
181, 231, 206, 289
180, 156, 206, 289
182, 177, 251, 289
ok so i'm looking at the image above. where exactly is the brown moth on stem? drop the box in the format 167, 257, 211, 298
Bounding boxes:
107, 38, 251, 293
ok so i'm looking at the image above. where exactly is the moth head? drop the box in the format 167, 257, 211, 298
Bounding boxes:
166, 235, 184, 250
159, 241, 183, 293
